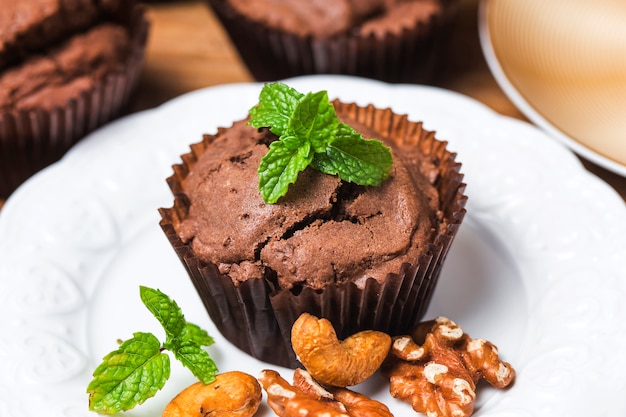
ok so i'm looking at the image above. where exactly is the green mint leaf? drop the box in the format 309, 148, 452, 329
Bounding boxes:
309, 151, 337, 176
249, 82, 303, 136
251, 82, 393, 203
258, 140, 313, 204
287, 90, 338, 153
317, 123, 393, 186
182, 322, 215, 347
280, 134, 307, 150
168, 340, 219, 385
139, 286, 186, 342
87, 332, 170, 414
87, 287, 218, 414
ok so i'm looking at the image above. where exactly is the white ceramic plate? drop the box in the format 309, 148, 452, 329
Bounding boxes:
479, 0, 626, 177
1, 75, 625, 417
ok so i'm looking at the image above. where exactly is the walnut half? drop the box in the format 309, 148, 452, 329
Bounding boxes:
258, 368, 393, 417
382, 317, 516, 417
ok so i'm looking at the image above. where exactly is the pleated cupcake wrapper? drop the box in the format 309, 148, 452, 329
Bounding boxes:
206, 0, 459, 83
0, 5, 149, 198
160, 213, 293, 366
159, 102, 467, 368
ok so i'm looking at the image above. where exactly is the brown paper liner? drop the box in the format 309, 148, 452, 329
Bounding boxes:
0, 5, 149, 198
159, 101, 467, 368
205, 0, 459, 83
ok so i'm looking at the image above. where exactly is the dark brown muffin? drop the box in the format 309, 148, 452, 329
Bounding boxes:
159, 99, 466, 368
0, 0, 149, 198
205, 0, 459, 82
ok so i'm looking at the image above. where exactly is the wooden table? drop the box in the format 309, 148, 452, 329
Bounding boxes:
2, 0, 624, 209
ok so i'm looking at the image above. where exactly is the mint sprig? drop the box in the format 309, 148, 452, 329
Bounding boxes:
87, 286, 217, 414
249, 82, 393, 203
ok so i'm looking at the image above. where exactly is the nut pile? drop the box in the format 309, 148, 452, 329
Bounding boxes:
162, 315, 515, 417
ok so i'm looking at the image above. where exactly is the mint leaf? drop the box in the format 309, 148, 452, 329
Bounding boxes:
140, 286, 185, 341
250, 82, 393, 203
258, 140, 313, 204
249, 82, 303, 136
183, 322, 215, 347
317, 123, 393, 186
168, 341, 219, 384
287, 90, 338, 153
87, 287, 218, 414
279, 133, 307, 150
87, 332, 169, 414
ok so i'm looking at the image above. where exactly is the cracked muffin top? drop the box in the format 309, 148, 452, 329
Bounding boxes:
176, 103, 446, 291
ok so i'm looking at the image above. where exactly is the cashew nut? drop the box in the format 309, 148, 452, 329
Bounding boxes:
290, 312, 391, 387
162, 371, 262, 417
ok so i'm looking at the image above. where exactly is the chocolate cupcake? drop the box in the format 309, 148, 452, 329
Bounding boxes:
0, 0, 149, 198
205, 0, 459, 83
159, 86, 466, 368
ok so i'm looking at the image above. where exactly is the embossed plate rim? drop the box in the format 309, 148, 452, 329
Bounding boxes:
1, 75, 625, 417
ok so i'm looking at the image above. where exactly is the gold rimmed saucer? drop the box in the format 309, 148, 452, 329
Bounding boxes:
479, 0, 626, 176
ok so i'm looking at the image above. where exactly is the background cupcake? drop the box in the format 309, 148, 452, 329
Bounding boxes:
159, 94, 467, 369
205, 0, 460, 83
0, 0, 149, 198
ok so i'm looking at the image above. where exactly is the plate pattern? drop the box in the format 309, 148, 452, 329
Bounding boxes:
1, 76, 625, 416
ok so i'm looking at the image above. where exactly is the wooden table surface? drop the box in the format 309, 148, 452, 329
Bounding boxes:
2, 0, 625, 209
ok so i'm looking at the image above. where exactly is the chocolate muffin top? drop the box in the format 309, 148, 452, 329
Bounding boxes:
0, 24, 129, 111
177, 106, 445, 291
0, 0, 125, 70
227, 0, 441, 38
0, 0, 131, 111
